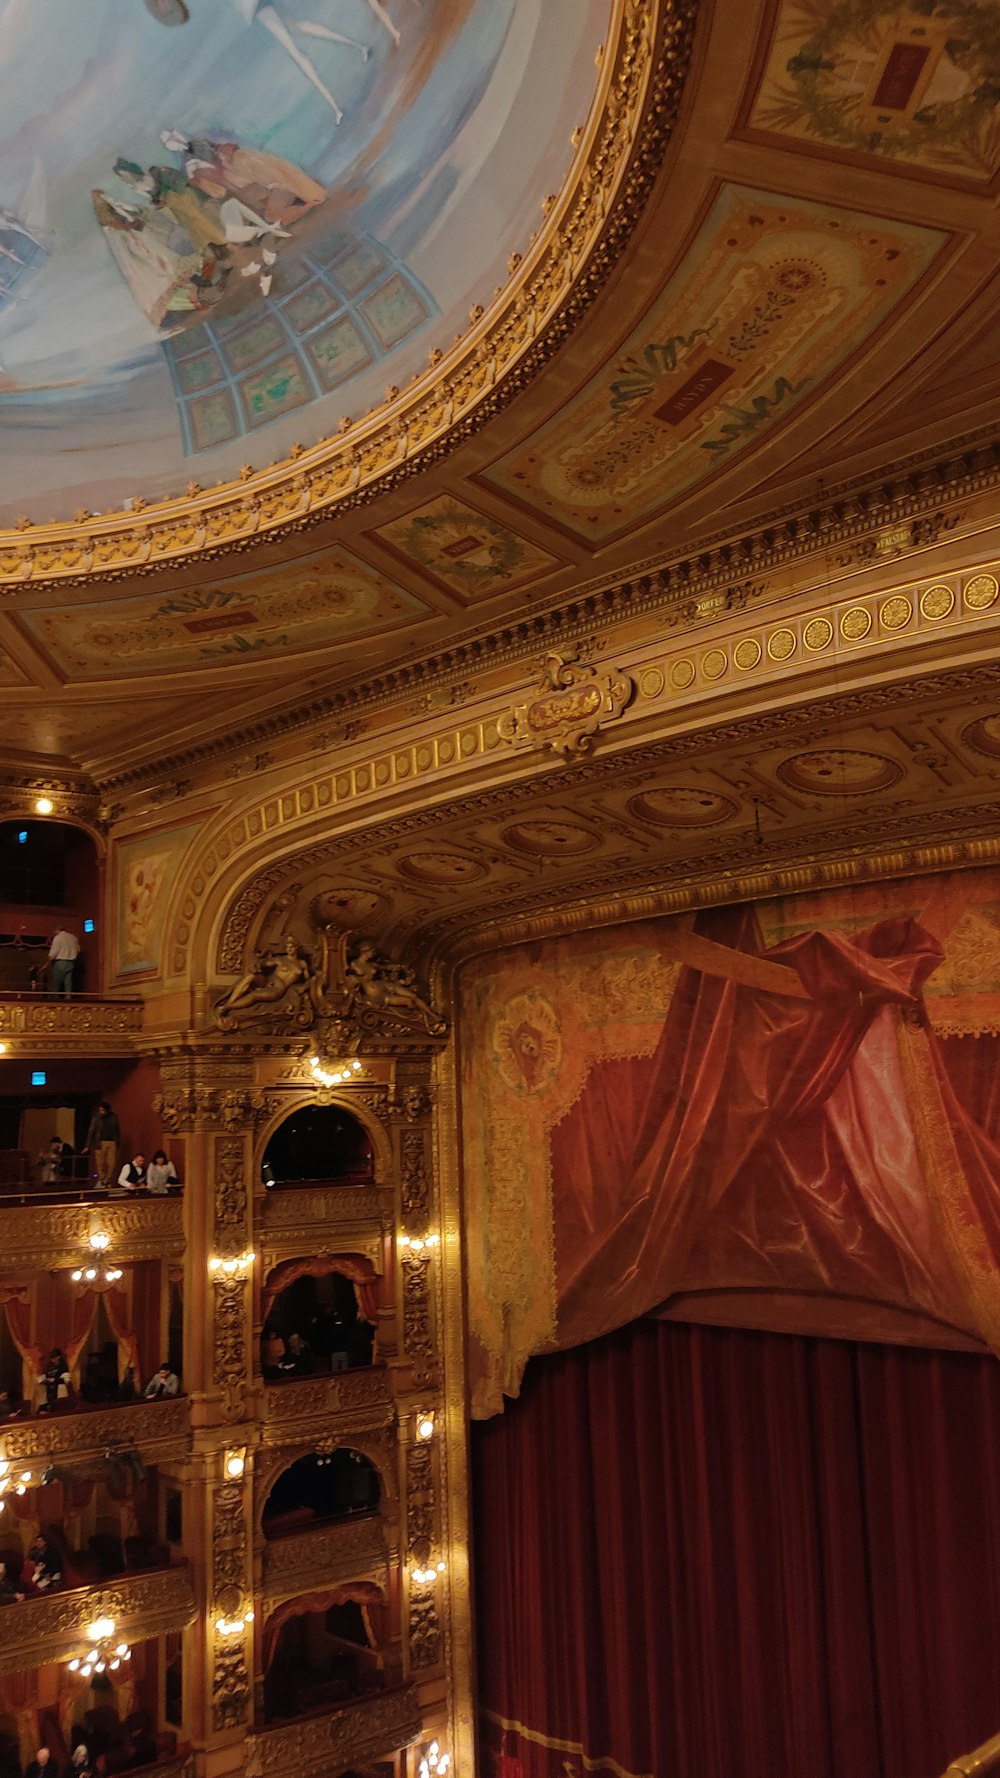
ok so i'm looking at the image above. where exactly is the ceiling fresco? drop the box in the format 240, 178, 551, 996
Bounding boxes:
373, 495, 562, 600
18, 542, 428, 677
746, 0, 1000, 182
0, 0, 606, 518
482, 184, 948, 542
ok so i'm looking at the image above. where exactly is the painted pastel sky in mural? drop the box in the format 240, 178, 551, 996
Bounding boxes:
0, 0, 607, 519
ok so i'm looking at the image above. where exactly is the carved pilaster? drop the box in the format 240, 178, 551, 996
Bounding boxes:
401, 1252, 435, 1387
211, 1480, 252, 1732
406, 1438, 441, 1672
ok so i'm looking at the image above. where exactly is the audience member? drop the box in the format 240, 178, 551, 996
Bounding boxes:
86, 1100, 120, 1189
0, 1562, 24, 1605
25, 1748, 54, 1778
118, 1365, 137, 1402
286, 1330, 314, 1375
143, 1362, 179, 1399
48, 925, 81, 997
37, 1347, 70, 1413
114, 1153, 147, 1195
262, 1327, 286, 1373
36, 1137, 66, 1186
23, 1534, 61, 1593
0, 1389, 23, 1420
145, 1149, 179, 1194
64, 1743, 93, 1778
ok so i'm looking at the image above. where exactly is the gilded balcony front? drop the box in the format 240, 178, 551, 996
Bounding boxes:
0, 995, 142, 1056
0, 1561, 196, 1675
244, 1686, 423, 1778
257, 1182, 388, 1274
0, 1193, 184, 1270
0, 1395, 191, 1469
261, 1513, 391, 1615
261, 1366, 394, 1445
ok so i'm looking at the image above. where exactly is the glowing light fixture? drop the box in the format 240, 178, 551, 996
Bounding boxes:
224, 1450, 246, 1480
417, 1415, 435, 1441
208, 1252, 255, 1280
418, 1741, 451, 1777
34, 797, 53, 816
309, 1054, 364, 1088
215, 1609, 253, 1636
0, 1456, 33, 1514
68, 1619, 131, 1679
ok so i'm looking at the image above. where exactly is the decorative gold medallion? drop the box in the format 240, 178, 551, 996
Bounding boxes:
879, 595, 912, 631
803, 617, 833, 652
840, 606, 872, 641
965, 573, 999, 611
639, 666, 665, 698
767, 628, 796, 661
701, 648, 728, 680
734, 637, 762, 671
670, 658, 695, 689
497, 650, 634, 759
920, 584, 954, 620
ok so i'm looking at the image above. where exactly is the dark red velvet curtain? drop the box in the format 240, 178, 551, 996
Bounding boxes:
473, 1319, 1000, 1778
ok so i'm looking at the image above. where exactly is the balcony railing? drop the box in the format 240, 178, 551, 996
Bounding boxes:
262, 1366, 394, 1443
0, 1561, 196, 1675
0, 1395, 191, 1469
0, 1192, 184, 1269
245, 1686, 422, 1778
261, 1513, 391, 1615
0, 993, 143, 1052
944, 1732, 1000, 1775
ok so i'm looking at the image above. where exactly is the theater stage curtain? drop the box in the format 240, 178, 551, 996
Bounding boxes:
551, 912, 1000, 1371
261, 1255, 379, 1325
473, 1319, 1000, 1778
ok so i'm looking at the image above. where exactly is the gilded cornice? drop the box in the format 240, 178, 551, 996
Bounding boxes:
97, 426, 1000, 799
0, 0, 695, 592
0, 1564, 196, 1676
0, 996, 143, 1055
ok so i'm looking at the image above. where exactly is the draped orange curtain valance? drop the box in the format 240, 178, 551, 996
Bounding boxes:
262, 1580, 385, 1673
262, 1254, 379, 1325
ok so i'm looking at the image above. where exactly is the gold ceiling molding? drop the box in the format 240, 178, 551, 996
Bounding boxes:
0, 0, 697, 592
96, 425, 1000, 798
197, 656, 1000, 979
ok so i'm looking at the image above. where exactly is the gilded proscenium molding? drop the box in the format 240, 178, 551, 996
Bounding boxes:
0, 1564, 196, 1676
185, 570, 1000, 983
153, 1086, 271, 1134
0, 1197, 184, 1272
212, 926, 447, 1046
244, 1686, 422, 1778
211, 1479, 253, 1733
0, 0, 693, 590
261, 1514, 390, 1617
498, 650, 634, 759
99, 428, 999, 801
0, 1396, 191, 1469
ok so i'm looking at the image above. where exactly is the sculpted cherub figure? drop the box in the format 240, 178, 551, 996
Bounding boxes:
344, 938, 446, 1035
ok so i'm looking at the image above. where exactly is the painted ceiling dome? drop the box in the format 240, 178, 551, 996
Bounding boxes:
0, 0, 606, 521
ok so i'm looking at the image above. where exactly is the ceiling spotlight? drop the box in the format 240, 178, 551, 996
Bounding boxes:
34, 797, 53, 816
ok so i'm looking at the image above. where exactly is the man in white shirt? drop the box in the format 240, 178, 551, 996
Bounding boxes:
115, 1153, 147, 1195
48, 927, 81, 997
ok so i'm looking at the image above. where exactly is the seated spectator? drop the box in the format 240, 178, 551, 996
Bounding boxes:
37, 1347, 70, 1413
146, 1149, 179, 1194
36, 1137, 65, 1186
25, 1748, 54, 1778
286, 1330, 314, 1375
0, 1389, 25, 1421
262, 1327, 286, 1374
23, 1533, 62, 1592
64, 1743, 93, 1778
114, 1153, 146, 1195
0, 1561, 24, 1605
143, 1362, 179, 1400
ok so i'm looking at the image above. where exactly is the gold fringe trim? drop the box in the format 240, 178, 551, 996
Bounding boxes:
483, 1709, 653, 1778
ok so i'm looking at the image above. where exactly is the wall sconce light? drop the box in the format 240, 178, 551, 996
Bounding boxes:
215, 1609, 254, 1636
400, 1233, 440, 1254
208, 1252, 255, 1280
34, 797, 53, 816
0, 1044, 7, 1057
416, 1414, 435, 1441
309, 1054, 364, 1087
224, 1449, 246, 1480
71, 1266, 122, 1284
68, 1618, 131, 1679
418, 1740, 451, 1777
89, 1231, 110, 1252
412, 1561, 446, 1587
0, 1456, 33, 1513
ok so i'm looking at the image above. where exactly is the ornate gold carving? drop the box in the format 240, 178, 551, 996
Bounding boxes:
803, 617, 833, 651
401, 1130, 430, 1224
211, 1482, 251, 1731
840, 606, 872, 640
261, 1368, 395, 1444
401, 1254, 435, 1385
880, 594, 912, 630
670, 658, 695, 689
212, 1278, 249, 1420
259, 1182, 385, 1241
0, 0, 693, 594
406, 1441, 441, 1671
215, 1137, 248, 1231
0, 998, 141, 1038
734, 638, 762, 670
921, 584, 955, 619
262, 1515, 389, 1615
153, 1086, 270, 1133
0, 1396, 190, 1468
701, 648, 727, 680
0, 1197, 184, 1272
0, 1565, 196, 1676
213, 927, 446, 1043
244, 1686, 422, 1778
767, 628, 796, 660
965, 573, 999, 610
498, 651, 634, 760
